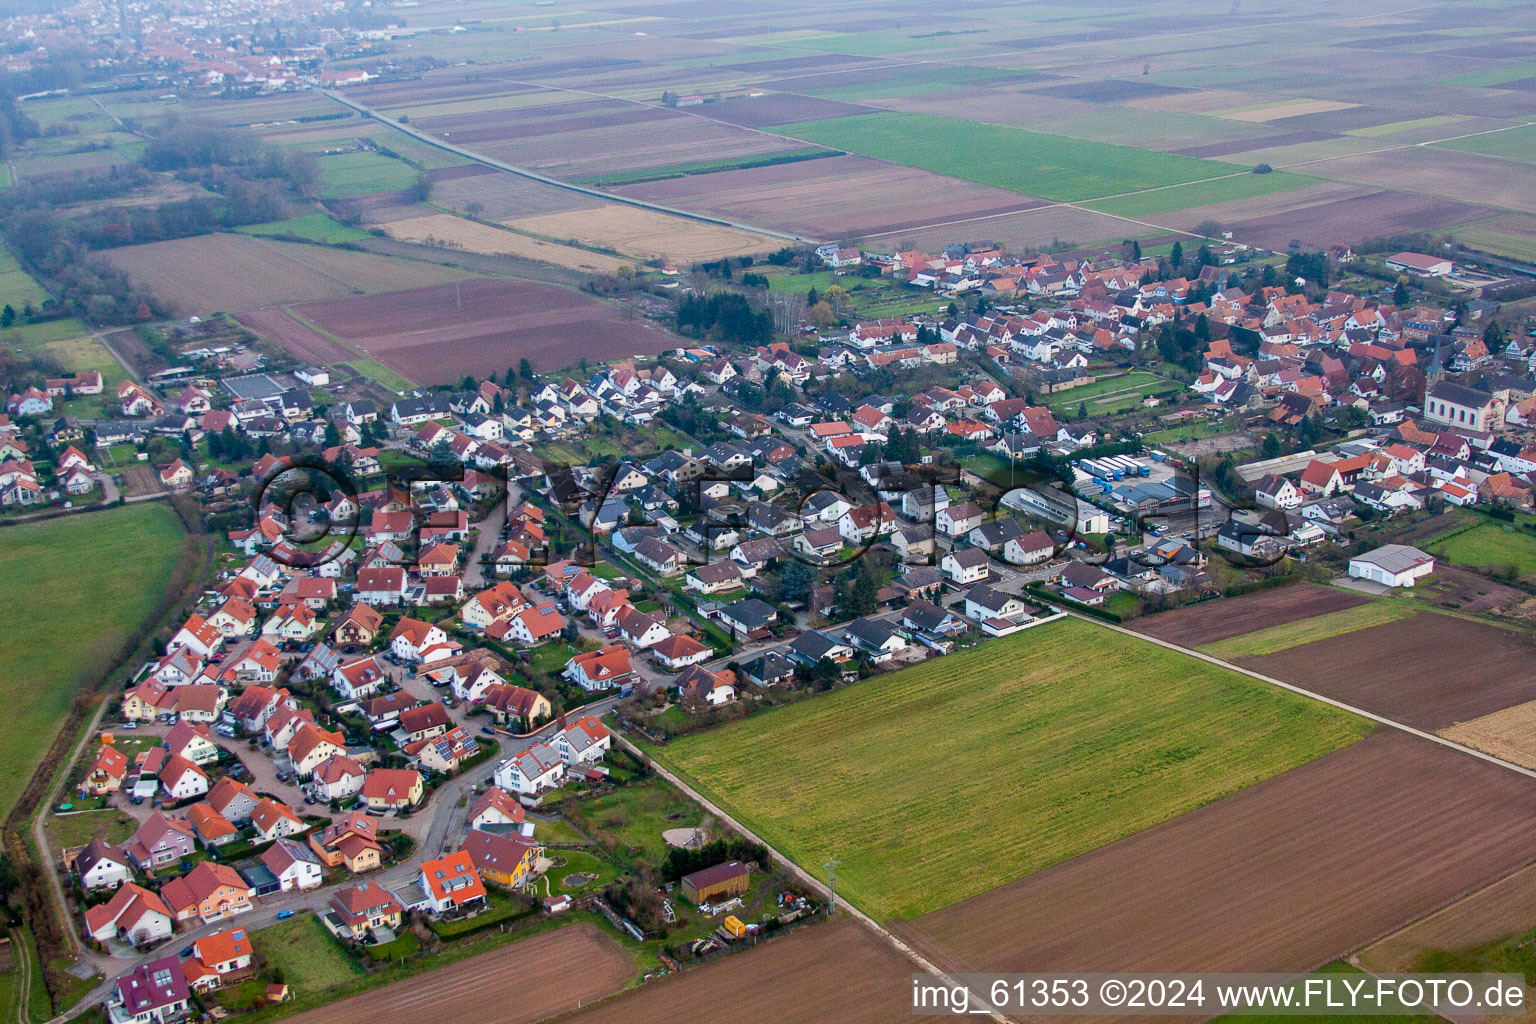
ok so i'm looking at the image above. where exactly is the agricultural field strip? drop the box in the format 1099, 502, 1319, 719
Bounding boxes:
1099, 614, 1536, 784
1199, 602, 1417, 661
319, 89, 805, 244
1267, 119, 1536, 177
316, 76, 1488, 245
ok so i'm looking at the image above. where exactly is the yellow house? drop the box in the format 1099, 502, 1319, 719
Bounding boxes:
360, 769, 422, 810
461, 829, 539, 889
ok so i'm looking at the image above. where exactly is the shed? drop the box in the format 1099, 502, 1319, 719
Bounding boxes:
680, 860, 750, 905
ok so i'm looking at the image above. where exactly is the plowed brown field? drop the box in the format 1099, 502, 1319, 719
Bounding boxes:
288, 923, 630, 1024
1242, 612, 1536, 729
560, 920, 917, 1024
1132, 584, 1370, 647
291, 278, 681, 383
896, 731, 1536, 977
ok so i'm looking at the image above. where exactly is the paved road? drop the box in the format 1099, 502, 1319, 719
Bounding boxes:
462, 502, 505, 588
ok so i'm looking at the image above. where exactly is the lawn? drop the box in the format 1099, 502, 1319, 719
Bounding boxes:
1426, 521, 1536, 577
0, 503, 187, 818
529, 641, 578, 677
256, 914, 362, 993
539, 848, 621, 899
1200, 601, 1416, 661
1435, 124, 1536, 164
654, 617, 1370, 920
0, 929, 51, 1023
315, 150, 419, 199
1044, 371, 1181, 414
775, 111, 1251, 203
1079, 169, 1321, 219
46, 807, 138, 851
235, 213, 372, 244
1143, 418, 1234, 444
562, 775, 703, 867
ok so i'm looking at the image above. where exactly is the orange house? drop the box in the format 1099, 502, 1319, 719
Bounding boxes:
308, 811, 383, 874
159, 862, 254, 923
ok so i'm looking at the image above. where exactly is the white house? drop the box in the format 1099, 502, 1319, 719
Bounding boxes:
941, 547, 990, 585
1002, 530, 1055, 566
390, 618, 450, 663
554, 716, 611, 766
260, 838, 323, 891
494, 742, 565, 796
1348, 544, 1435, 587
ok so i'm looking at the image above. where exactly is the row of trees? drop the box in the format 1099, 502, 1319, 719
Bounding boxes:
676, 291, 773, 346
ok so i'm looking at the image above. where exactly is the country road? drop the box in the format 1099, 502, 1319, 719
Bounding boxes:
319, 90, 810, 246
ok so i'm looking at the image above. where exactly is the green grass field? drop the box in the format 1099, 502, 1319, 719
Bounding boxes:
654, 618, 1370, 920
1426, 521, 1536, 577
0, 504, 187, 818
775, 112, 1247, 203
1080, 170, 1321, 219
315, 150, 419, 199
0, 244, 50, 313
1449, 218, 1536, 261
257, 915, 362, 992
1346, 115, 1471, 138
1200, 601, 1416, 661
235, 213, 371, 244
1434, 124, 1536, 164
1444, 62, 1536, 87
801, 66, 1026, 101
563, 775, 703, 867
567, 148, 835, 188
1046, 372, 1182, 414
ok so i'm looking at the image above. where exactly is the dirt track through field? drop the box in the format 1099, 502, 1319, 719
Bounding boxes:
286, 923, 631, 1024
895, 731, 1536, 979
1132, 584, 1369, 647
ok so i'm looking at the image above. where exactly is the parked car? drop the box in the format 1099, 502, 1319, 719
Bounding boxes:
480, 726, 496, 736
275, 910, 295, 920
120, 721, 138, 731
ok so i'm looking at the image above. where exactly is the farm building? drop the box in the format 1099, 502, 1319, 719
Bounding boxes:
680, 860, 750, 905
1348, 545, 1435, 587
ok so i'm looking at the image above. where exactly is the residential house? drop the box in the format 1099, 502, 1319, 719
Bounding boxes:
108, 957, 188, 1024
260, 839, 323, 892
159, 861, 254, 923
941, 547, 991, 585
461, 830, 539, 890
326, 882, 403, 941
417, 851, 486, 914
494, 742, 564, 797
360, 769, 423, 811
86, 884, 172, 947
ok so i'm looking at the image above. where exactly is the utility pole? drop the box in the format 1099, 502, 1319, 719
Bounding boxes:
455, 279, 462, 310
825, 856, 842, 915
